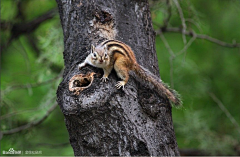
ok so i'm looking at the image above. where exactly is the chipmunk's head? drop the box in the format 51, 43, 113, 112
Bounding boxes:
90, 44, 110, 67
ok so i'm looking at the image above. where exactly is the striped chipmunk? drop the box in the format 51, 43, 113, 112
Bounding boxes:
78, 40, 181, 106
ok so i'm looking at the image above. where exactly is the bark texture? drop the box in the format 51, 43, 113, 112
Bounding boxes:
56, 0, 180, 156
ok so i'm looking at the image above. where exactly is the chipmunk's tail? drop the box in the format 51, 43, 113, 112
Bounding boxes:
133, 64, 182, 106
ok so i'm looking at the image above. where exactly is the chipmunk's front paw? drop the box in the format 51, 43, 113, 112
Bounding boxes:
78, 63, 86, 70
115, 81, 126, 90
101, 76, 109, 82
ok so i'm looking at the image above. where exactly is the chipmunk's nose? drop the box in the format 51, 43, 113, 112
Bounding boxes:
99, 57, 104, 63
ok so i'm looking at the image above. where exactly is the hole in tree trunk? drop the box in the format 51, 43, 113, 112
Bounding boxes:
69, 72, 96, 95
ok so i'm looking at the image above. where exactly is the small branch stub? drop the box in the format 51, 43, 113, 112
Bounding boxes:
69, 72, 95, 95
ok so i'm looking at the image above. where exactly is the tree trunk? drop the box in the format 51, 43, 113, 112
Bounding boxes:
56, 0, 180, 156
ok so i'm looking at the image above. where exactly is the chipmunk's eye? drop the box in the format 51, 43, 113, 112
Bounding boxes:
104, 53, 108, 58
93, 53, 97, 58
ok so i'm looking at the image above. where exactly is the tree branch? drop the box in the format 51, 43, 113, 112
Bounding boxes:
11, 9, 57, 38
25, 34, 63, 73
173, 0, 187, 45
0, 108, 38, 120
158, 29, 175, 57
2, 70, 63, 95
1, 102, 58, 136
159, 27, 240, 48
209, 92, 240, 134
158, 30, 175, 87
176, 32, 197, 61
26, 34, 41, 57
1, 8, 57, 52
162, 0, 172, 29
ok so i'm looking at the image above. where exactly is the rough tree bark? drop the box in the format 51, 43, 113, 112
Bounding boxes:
56, 0, 180, 156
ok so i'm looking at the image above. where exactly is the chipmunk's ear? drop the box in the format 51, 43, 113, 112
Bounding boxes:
103, 44, 108, 50
91, 44, 95, 53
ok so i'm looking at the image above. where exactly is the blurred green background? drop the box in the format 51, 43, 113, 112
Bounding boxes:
1, 0, 240, 156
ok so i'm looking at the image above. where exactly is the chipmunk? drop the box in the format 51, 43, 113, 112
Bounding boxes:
78, 40, 181, 106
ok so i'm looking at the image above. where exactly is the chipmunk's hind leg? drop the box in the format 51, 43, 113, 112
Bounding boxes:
114, 58, 129, 90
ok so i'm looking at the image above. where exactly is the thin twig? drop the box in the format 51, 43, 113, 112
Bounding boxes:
1, 9, 57, 53
209, 92, 240, 135
169, 56, 174, 88
163, 0, 172, 28
185, 18, 203, 33
160, 27, 240, 48
0, 107, 40, 120
173, 0, 187, 45
183, 35, 197, 61
176, 34, 197, 56
2, 69, 63, 95
158, 30, 175, 87
175, 32, 197, 62
1, 102, 58, 135
17, 37, 31, 73
158, 30, 175, 57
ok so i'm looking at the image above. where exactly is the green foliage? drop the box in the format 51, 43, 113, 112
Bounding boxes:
177, 111, 238, 155
1, 0, 18, 21
1, 0, 71, 156
152, 0, 240, 155
1, 0, 240, 156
